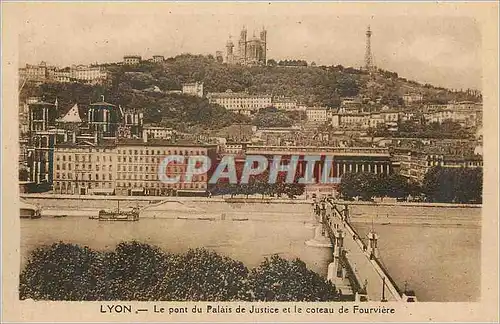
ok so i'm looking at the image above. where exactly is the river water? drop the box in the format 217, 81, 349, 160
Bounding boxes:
20, 200, 481, 302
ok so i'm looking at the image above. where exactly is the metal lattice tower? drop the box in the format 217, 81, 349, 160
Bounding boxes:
364, 25, 375, 72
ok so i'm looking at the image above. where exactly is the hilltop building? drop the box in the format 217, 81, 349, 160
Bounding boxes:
225, 26, 267, 66
123, 55, 142, 65
182, 82, 204, 98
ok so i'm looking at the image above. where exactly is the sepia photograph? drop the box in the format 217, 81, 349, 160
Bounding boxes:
2, 1, 499, 322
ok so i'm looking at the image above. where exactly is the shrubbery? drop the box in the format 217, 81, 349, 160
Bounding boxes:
20, 241, 338, 301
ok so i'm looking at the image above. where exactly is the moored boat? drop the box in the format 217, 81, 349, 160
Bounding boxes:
20, 200, 41, 219
95, 200, 139, 221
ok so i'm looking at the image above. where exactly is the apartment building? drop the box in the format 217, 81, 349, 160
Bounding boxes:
207, 90, 272, 113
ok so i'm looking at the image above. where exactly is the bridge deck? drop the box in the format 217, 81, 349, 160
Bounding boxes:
325, 204, 402, 302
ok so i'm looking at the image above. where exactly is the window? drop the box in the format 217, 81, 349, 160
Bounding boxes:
96, 174, 99, 180
109, 174, 112, 180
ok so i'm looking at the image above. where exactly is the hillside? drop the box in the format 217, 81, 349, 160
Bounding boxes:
20, 54, 481, 131
105, 54, 480, 106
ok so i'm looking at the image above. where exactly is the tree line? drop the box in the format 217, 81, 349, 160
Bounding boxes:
210, 171, 305, 199
339, 167, 482, 204
20, 241, 339, 301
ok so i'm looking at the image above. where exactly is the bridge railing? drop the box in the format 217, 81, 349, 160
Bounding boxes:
340, 250, 364, 295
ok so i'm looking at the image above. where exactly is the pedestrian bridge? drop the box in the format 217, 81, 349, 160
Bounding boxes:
311, 200, 418, 302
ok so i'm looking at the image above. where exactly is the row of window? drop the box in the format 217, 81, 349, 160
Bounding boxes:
115, 182, 206, 189
55, 173, 113, 181
54, 172, 206, 182
56, 154, 113, 162
116, 173, 205, 181
55, 149, 209, 162
117, 149, 206, 156
57, 164, 113, 171
117, 165, 188, 172
54, 181, 113, 190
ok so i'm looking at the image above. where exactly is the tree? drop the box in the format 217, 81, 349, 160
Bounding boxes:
21, 242, 343, 302
247, 255, 338, 301
161, 248, 250, 301
20, 242, 104, 300
98, 241, 170, 301
19, 168, 29, 181
267, 59, 277, 67
422, 167, 482, 203
385, 173, 411, 199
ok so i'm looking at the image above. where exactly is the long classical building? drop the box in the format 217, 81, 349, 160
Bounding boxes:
244, 145, 393, 179
19, 62, 108, 85
52, 139, 217, 196
207, 90, 272, 115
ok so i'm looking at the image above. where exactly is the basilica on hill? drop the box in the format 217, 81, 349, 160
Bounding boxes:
224, 26, 267, 66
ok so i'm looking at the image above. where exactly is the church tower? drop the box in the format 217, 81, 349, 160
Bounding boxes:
225, 36, 234, 64
260, 27, 267, 65
238, 26, 247, 64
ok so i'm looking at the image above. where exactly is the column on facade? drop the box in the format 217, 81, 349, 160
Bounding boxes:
317, 160, 322, 182
349, 163, 352, 173
386, 163, 390, 175
374, 163, 378, 174
42, 107, 47, 131
361, 163, 365, 172
355, 163, 359, 173
343, 163, 347, 175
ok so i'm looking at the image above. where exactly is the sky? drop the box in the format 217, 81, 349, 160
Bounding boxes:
15, 2, 482, 90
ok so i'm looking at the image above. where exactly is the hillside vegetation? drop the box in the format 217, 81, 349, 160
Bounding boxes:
20, 54, 481, 131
